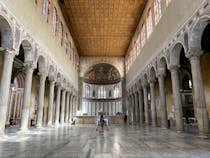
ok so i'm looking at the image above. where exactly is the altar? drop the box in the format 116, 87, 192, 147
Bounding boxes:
74, 115, 124, 125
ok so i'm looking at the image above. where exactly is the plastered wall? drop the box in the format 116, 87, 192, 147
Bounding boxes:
0, 0, 79, 87
126, 0, 205, 85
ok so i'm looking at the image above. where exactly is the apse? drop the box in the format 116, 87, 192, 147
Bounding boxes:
81, 63, 122, 116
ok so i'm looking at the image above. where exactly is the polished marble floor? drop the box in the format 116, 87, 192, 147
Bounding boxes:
0, 124, 210, 158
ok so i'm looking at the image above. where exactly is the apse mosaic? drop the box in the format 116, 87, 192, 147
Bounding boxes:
84, 63, 121, 84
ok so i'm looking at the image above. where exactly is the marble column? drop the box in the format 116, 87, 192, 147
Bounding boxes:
55, 84, 61, 125
109, 102, 112, 115
70, 95, 74, 120
131, 94, 135, 123
75, 96, 78, 115
189, 53, 209, 135
149, 80, 157, 126
128, 95, 132, 124
68, 94, 72, 123
138, 89, 144, 125
134, 92, 140, 122
72, 96, 75, 117
0, 50, 16, 135
36, 73, 47, 128
47, 80, 55, 126
158, 73, 168, 129
65, 92, 70, 123
143, 85, 149, 124
60, 89, 66, 124
169, 65, 184, 132
20, 62, 35, 131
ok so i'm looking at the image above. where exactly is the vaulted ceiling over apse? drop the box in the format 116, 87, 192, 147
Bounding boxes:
59, 0, 147, 56
84, 63, 121, 84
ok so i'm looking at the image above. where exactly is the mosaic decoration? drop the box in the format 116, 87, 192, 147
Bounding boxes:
84, 63, 121, 84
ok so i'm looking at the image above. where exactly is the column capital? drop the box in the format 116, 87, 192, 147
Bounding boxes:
137, 87, 142, 93
24, 61, 35, 72
49, 79, 56, 85
61, 87, 67, 91
168, 64, 180, 72
186, 51, 203, 61
38, 71, 47, 79
1, 49, 18, 59
134, 91, 138, 96
149, 78, 156, 84
0, 47, 18, 55
141, 78, 148, 88
49, 75, 56, 81
157, 72, 166, 79
56, 81, 62, 87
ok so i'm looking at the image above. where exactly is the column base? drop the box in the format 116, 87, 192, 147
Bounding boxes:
197, 135, 209, 139
47, 122, 52, 127
161, 126, 168, 130
60, 121, 64, 125
145, 122, 150, 126
54, 122, 60, 126
35, 125, 43, 129
176, 130, 184, 133
0, 132, 6, 139
151, 123, 157, 127
17, 128, 29, 135
197, 132, 209, 139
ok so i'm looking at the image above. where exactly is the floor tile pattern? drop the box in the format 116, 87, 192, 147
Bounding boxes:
0, 125, 210, 158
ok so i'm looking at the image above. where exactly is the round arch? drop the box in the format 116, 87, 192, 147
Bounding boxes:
0, 15, 13, 49
36, 55, 47, 73
189, 16, 210, 52
18, 39, 34, 62
149, 66, 157, 82
158, 56, 168, 74
170, 42, 186, 66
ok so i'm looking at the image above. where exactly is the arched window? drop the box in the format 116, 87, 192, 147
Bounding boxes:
166, 0, 171, 7
70, 41, 72, 61
154, 0, 162, 25
72, 47, 75, 65
67, 42, 71, 57
64, 33, 68, 53
109, 90, 112, 97
128, 55, 131, 70
131, 47, 134, 63
136, 34, 141, 56
77, 55, 79, 70
42, 0, 50, 22
114, 85, 119, 98
74, 50, 76, 66
146, 9, 153, 38
85, 85, 90, 98
98, 86, 106, 99
93, 90, 95, 97
52, 7, 57, 35
141, 23, 146, 47
59, 22, 63, 45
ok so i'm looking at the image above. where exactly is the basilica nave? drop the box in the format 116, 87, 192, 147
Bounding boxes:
0, 0, 210, 158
